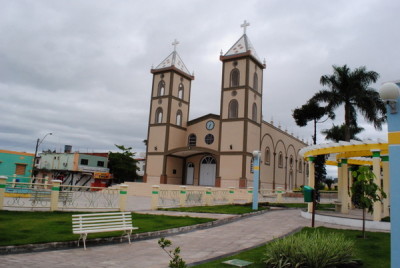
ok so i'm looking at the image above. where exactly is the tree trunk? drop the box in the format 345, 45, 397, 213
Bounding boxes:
344, 102, 351, 142
362, 208, 366, 239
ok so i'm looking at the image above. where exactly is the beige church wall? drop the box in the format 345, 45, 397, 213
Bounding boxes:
221, 90, 245, 119
171, 74, 191, 102
166, 157, 184, 185
223, 59, 246, 88
146, 155, 164, 177
186, 119, 220, 151
148, 126, 166, 153
246, 123, 261, 152
247, 94, 261, 122
220, 121, 244, 151
152, 72, 171, 97
219, 155, 242, 187
150, 99, 168, 124
170, 99, 189, 127
248, 61, 263, 93
168, 127, 187, 150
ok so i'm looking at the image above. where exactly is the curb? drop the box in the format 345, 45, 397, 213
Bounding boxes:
0, 209, 270, 255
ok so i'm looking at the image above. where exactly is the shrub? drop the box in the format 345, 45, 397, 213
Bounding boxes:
264, 229, 358, 268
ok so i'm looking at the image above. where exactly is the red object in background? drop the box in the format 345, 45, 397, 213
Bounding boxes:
90, 180, 106, 191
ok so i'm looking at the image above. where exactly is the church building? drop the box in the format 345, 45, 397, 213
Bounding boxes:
144, 22, 307, 190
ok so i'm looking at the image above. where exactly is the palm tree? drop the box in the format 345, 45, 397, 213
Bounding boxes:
312, 65, 386, 141
322, 123, 364, 142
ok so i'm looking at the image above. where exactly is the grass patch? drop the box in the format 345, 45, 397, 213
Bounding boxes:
0, 210, 213, 246
192, 227, 390, 268
159, 204, 268, 214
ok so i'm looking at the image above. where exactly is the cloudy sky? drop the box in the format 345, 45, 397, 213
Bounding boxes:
1, 0, 399, 156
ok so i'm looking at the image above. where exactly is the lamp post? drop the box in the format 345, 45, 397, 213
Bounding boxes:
379, 82, 400, 268
32, 132, 52, 180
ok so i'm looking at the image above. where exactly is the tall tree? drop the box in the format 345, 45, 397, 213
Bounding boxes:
322, 123, 364, 142
108, 145, 139, 183
312, 65, 386, 141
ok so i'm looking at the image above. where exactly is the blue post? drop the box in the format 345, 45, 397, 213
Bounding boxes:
379, 82, 400, 268
252, 151, 260, 210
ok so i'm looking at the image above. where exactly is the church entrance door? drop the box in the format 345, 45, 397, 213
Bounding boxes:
186, 162, 194, 185
199, 156, 216, 186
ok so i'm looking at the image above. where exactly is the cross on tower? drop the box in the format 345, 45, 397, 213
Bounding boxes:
172, 39, 179, 51
241, 20, 250, 34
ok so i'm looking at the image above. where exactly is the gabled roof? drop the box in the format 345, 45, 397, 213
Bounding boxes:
224, 34, 262, 64
154, 50, 191, 77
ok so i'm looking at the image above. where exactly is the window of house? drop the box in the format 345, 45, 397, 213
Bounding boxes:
157, 80, 165, 96
80, 159, 89, 165
253, 72, 258, 91
230, 69, 240, 87
178, 83, 184, 99
205, 134, 214, 145
155, 108, 163, 123
278, 152, 283, 168
188, 134, 197, 147
290, 156, 293, 167
228, 99, 238, 119
299, 159, 302, 173
265, 147, 270, 165
176, 110, 182, 126
15, 164, 27, 175
252, 103, 257, 121
97, 161, 104, 167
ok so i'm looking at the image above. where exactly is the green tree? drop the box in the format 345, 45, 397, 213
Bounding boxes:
108, 145, 139, 183
158, 237, 187, 268
322, 123, 364, 142
312, 65, 386, 141
351, 166, 386, 238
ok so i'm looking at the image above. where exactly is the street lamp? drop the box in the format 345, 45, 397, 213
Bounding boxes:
379, 82, 400, 268
32, 133, 53, 180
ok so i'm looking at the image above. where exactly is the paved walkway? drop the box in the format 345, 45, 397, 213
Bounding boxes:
2, 209, 309, 268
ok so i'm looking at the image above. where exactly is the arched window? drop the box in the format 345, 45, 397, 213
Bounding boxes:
155, 107, 163, 123
188, 134, 197, 147
230, 69, 240, 87
265, 147, 270, 165
157, 80, 165, 96
252, 103, 257, 121
176, 110, 182, 126
178, 83, 184, 99
298, 159, 302, 173
228, 99, 238, 118
290, 156, 293, 167
253, 72, 258, 92
278, 152, 283, 168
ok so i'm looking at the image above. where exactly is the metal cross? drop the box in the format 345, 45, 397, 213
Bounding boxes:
241, 20, 250, 34
172, 39, 179, 51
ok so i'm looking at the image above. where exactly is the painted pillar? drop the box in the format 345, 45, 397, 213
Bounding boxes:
381, 155, 390, 217
151, 185, 160, 210
252, 151, 260, 210
371, 150, 382, 221
50, 180, 62, 211
119, 184, 128, 212
228, 187, 235, 204
341, 159, 349, 214
205, 187, 212, 206
337, 162, 343, 203
307, 156, 315, 213
0, 176, 7, 210
247, 187, 253, 203
179, 186, 186, 207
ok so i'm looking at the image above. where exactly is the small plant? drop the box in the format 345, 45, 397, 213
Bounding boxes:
264, 229, 358, 267
158, 237, 187, 268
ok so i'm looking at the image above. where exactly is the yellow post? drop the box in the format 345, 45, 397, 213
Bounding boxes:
307, 156, 315, 213
179, 186, 186, 207
276, 187, 283, 203
151, 185, 160, 210
0, 176, 7, 210
341, 159, 349, 214
119, 184, 128, 212
50, 180, 62, 211
205, 187, 212, 206
382, 155, 390, 217
372, 150, 382, 221
228, 187, 235, 204
247, 187, 253, 203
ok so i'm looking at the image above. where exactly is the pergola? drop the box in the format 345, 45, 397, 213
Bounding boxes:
299, 139, 389, 221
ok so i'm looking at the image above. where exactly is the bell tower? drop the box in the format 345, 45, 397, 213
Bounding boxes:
218, 21, 266, 188
144, 40, 194, 184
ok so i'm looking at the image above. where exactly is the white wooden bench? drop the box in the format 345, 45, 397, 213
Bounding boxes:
72, 212, 138, 250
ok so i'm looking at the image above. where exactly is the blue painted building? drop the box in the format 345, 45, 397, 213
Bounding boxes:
0, 150, 35, 183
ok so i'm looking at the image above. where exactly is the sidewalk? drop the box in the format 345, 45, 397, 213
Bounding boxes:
1, 209, 309, 268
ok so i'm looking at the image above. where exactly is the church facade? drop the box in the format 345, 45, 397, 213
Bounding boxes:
144, 25, 307, 190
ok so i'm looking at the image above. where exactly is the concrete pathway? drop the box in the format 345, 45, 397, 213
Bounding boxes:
1, 209, 310, 268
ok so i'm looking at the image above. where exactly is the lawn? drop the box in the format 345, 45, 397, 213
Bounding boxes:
0, 210, 213, 246
159, 204, 268, 214
192, 227, 390, 268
